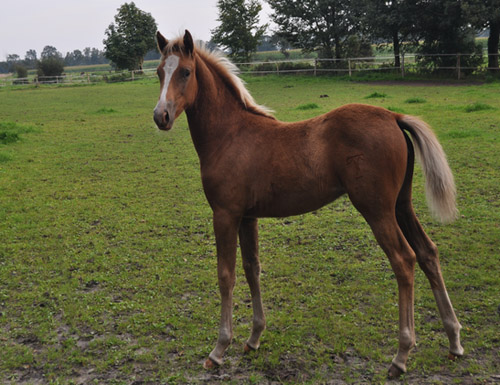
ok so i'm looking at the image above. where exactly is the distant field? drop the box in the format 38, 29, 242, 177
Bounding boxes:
0, 77, 499, 384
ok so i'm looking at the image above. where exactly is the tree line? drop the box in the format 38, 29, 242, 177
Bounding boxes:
213, 0, 500, 73
2, 0, 499, 78
0, 47, 108, 76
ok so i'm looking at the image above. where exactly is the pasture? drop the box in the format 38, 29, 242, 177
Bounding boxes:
0, 76, 499, 384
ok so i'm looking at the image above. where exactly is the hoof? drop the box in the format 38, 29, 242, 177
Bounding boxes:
203, 357, 218, 370
388, 364, 405, 379
244, 343, 256, 353
448, 352, 461, 361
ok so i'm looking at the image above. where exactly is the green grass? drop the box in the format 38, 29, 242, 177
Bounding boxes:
296, 102, 320, 110
0, 77, 499, 384
405, 97, 427, 104
463, 102, 495, 113
365, 91, 387, 99
94, 107, 118, 114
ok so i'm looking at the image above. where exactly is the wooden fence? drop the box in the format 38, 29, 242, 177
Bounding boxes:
1, 52, 499, 87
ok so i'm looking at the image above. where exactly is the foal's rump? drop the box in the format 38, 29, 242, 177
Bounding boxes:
322, 104, 456, 223
323, 104, 409, 205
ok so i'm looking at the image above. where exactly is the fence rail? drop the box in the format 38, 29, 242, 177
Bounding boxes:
1, 52, 499, 87
0, 68, 159, 87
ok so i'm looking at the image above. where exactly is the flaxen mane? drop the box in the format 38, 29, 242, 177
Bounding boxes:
162, 37, 275, 119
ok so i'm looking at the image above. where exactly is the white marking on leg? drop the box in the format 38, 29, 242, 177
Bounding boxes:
433, 289, 464, 356
155, 55, 179, 112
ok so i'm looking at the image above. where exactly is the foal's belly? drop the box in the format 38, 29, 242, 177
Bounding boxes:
244, 185, 345, 218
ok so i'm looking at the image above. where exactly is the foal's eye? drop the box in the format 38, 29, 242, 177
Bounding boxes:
182, 68, 191, 79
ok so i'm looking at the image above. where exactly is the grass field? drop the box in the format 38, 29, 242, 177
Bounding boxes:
0, 76, 499, 384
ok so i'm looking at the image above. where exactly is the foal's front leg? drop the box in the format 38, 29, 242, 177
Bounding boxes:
204, 210, 239, 369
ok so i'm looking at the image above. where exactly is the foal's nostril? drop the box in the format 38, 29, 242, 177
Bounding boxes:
164, 110, 169, 123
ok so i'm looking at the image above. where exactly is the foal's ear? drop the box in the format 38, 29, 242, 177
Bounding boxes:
156, 31, 168, 53
183, 30, 194, 56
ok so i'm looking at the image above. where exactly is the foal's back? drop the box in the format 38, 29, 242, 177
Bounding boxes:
224, 104, 408, 218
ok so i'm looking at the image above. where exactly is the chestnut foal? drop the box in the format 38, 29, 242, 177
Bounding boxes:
153, 30, 463, 377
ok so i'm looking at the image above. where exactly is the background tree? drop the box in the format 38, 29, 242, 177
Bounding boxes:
363, 0, 419, 68
103, 2, 157, 71
415, 0, 482, 74
37, 46, 64, 78
64, 50, 84, 66
37, 58, 65, 78
41, 46, 61, 60
24, 50, 37, 69
0, 62, 8, 74
211, 0, 267, 63
463, 0, 500, 72
6, 54, 21, 72
267, 0, 361, 60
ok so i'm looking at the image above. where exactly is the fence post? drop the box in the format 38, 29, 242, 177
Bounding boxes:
276, 62, 279, 76
457, 53, 461, 80
87, 73, 90, 84
348, 59, 352, 77
314, 59, 317, 76
401, 53, 405, 78
131, 71, 135, 81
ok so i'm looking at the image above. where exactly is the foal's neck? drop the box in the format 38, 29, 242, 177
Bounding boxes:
185, 55, 248, 159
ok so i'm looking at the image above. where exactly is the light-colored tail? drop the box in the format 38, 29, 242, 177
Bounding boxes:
398, 115, 457, 223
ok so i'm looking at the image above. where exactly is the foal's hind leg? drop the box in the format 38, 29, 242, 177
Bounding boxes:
365, 215, 417, 376
347, 172, 419, 376
239, 217, 266, 352
349, 194, 417, 375
396, 202, 464, 359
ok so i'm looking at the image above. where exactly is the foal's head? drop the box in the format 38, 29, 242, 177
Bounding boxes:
153, 30, 198, 131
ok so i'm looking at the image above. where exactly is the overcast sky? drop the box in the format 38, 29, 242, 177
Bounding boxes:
1, 0, 273, 59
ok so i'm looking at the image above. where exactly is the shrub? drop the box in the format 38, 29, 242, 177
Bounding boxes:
37, 57, 65, 79
15, 65, 28, 79
12, 65, 29, 85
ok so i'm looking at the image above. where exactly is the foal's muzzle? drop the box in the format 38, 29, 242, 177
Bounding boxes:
153, 103, 176, 131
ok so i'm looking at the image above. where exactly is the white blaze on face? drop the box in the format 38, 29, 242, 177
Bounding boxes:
156, 55, 180, 112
